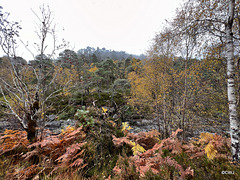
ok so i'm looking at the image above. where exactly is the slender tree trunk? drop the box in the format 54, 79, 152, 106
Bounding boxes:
156, 99, 161, 133
226, 0, 240, 162
163, 61, 168, 138
182, 56, 188, 140
163, 90, 167, 138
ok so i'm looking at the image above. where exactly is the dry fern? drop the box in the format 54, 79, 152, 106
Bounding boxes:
198, 132, 228, 160
0, 129, 29, 155
112, 129, 194, 178
2, 126, 89, 179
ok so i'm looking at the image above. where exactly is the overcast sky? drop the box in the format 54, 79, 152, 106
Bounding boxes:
1, 0, 181, 60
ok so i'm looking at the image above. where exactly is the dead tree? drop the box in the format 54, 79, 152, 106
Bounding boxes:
0, 5, 70, 142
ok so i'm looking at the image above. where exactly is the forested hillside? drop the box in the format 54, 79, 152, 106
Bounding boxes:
0, 1, 240, 179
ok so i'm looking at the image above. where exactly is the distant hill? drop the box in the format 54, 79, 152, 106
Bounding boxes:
77, 46, 146, 61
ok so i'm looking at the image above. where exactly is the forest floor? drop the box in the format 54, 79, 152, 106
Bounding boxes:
0, 115, 239, 180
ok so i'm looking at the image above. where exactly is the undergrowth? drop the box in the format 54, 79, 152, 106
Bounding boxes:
0, 120, 239, 180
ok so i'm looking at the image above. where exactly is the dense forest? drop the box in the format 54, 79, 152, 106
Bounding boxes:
0, 0, 240, 179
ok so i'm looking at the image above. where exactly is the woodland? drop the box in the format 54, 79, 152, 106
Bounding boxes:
0, 0, 240, 179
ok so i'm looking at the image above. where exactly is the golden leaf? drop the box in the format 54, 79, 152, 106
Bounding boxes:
121, 122, 132, 132
88, 66, 98, 73
205, 142, 217, 160
102, 107, 107, 113
131, 143, 146, 155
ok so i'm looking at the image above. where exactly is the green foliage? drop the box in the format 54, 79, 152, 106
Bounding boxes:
75, 106, 95, 128
120, 105, 134, 120
75, 106, 89, 120
87, 106, 101, 117
113, 79, 130, 90
57, 106, 76, 120
92, 91, 111, 106
79, 114, 123, 179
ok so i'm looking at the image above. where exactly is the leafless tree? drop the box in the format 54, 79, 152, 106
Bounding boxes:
0, 5, 71, 142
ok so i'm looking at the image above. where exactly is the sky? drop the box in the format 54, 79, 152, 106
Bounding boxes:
1, 0, 181, 60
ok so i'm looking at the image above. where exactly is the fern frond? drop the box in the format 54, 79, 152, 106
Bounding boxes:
112, 135, 130, 147
130, 141, 146, 155
205, 142, 217, 160
199, 132, 214, 143
0, 129, 29, 155
70, 158, 84, 167
16, 164, 38, 179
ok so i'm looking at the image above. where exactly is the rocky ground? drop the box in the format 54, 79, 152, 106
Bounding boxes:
0, 114, 229, 139
128, 116, 230, 139
0, 115, 76, 134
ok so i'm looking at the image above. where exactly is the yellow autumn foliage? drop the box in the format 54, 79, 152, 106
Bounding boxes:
54, 65, 78, 87
198, 132, 223, 160
121, 122, 133, 132
88, 66, 98, 73
129, 141, 146, 155
62, 89, 71, 97
199, 132, 214, 143
204, 142, 217, 160
102, 107, 108, 113
61, 125, 75, 135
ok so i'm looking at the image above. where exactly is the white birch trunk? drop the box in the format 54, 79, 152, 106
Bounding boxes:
226, 0, 240, 162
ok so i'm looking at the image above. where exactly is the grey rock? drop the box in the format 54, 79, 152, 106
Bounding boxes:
45, 121, 61, 128
47, 115, 58, 121
113, 114, 119, 119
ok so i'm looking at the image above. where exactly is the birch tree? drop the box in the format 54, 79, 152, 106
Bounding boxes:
148, 28, 176, 137
170, 3, 200, 139
226, 0, 239, 162
177, 0, 240, 161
